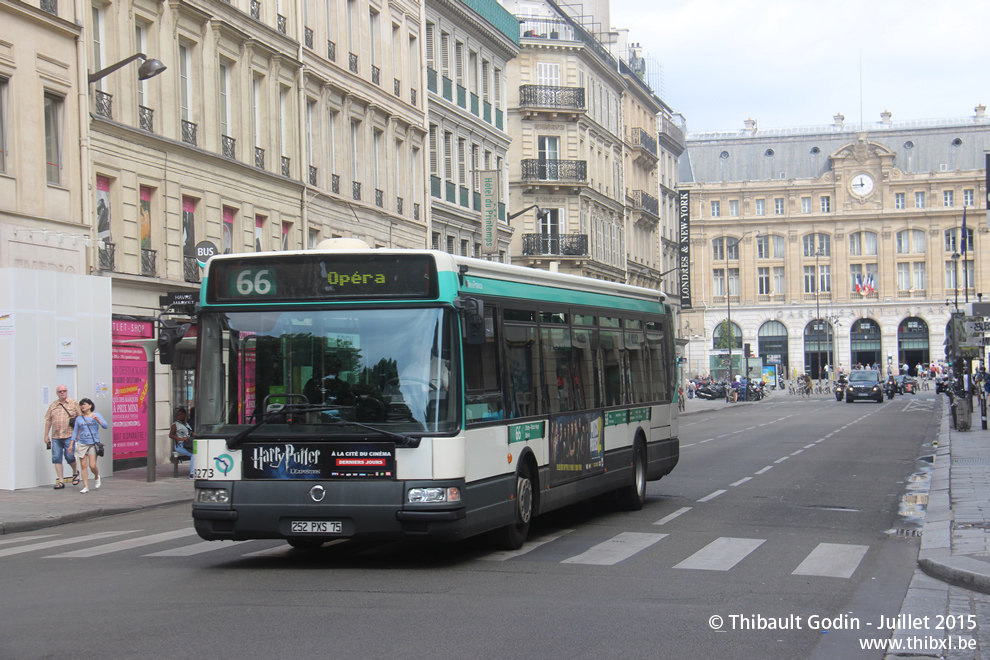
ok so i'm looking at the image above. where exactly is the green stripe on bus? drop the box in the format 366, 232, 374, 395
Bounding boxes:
629, 407, 651, 423
459, 276, 663, 313
509, 421, 545, 443
604, 410, 629, 426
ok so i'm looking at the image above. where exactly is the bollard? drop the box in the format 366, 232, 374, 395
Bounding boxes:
982, 395, 988, 431
957, 396, 972, 432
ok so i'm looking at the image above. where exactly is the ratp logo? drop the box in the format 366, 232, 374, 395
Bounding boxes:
214, 454, 234, 476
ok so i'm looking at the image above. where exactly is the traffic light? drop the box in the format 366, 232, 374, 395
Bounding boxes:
158, 320, 190, 365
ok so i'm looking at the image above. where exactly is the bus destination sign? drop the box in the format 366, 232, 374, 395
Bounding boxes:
207, 254, 438, 303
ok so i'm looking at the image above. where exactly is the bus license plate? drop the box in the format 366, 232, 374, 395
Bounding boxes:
291, 520, 342, 534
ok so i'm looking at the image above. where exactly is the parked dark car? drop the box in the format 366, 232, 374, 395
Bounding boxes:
846, 370, 884, 403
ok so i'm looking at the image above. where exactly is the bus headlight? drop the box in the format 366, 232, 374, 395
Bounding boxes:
197, 488, 230, 503
407, 487, 461, 503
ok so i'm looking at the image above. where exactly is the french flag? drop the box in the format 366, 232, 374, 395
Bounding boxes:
854, 274, 862, 292
865, 273, 875, 293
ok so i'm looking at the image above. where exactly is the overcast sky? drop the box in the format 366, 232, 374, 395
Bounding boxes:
610, 0, 988, 134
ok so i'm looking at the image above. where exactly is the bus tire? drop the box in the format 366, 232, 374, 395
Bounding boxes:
492, 461, 534, 550
618, 442, 647, 511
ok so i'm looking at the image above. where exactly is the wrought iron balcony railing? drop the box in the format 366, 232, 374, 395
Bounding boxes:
352, 181, 361, 201
281, 155, 290, 177
520, 159, 587, 183
95, 90, 112, 119
327, 40, 336, 62
40, 0, 57, 15
221, 135, 236, 159
375, 188, 383, 207
518, 84, 585, 111
410, 88, 417, 106
413, 203, 420, 221
183, 256, 200, 283
304, 27, 314, 48
255, 146, 265, 169
521, 233, 588, 257
250, 0, 260, 19
277, 14, 286, 34
139, 106, 154, 132
181, 120, 197, 146
397, 197, 403, 215
309, 165, 317, 185
141, 248, 156, 277
98, 242, 116, 271
331, 173, 340, 194
632, 189, 659, 217
629, 127, 658, 157
349, 52, 358, 74
394, 78, 401, 98
371, 65, 380, 86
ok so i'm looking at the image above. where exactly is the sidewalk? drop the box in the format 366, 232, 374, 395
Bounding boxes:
0, 463, 193, 534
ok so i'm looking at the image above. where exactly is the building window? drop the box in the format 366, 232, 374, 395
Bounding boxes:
818, 265, 831, 293
756, 235, 769, 259
728, 199, 739, 217
801, 197, 811, 214
803, 266, 816, 294
849, 231, 878, 256
755, 199, 765, 215
773, 267, 785, 295
712, 238, 724, 261
945, 227, 974, 253
758, 267, 770, 294
713, 269, 725, 296
850, 264, 863, 292
915, 191, 925, 208
710, 200, 720, 217
896, 262, 911, 290
772, 234, 786, 258
895, 192, 905, 209
803, 233, 830, 257
727, 268, 739, 296
914, 262, 926, 290
774, 198, 784, 215
964, 189, 975, 206
44, 93, 63, 185
820, 196, 831, 213
0, 77, 9, 172
944, 190, 954, 207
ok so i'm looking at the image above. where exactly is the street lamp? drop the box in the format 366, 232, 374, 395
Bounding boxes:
88, 53, 167, 85
814, 247, 828, 384
724, 230, 758, 395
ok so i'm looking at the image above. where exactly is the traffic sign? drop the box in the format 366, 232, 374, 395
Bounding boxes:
964, 320, 990, 335
960, 336, 990, 348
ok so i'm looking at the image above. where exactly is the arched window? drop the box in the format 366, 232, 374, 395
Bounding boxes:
712, 321, 742, 350
849, 231, 878, 256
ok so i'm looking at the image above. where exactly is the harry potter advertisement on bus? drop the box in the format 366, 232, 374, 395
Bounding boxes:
549, 411, 604, 486
242, 442, 395, 480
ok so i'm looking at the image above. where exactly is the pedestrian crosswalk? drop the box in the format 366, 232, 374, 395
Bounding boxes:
0, 525, 876, 579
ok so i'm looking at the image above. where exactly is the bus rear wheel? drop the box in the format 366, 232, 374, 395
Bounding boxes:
492, 462, 534, 550
618, 443, 647, 511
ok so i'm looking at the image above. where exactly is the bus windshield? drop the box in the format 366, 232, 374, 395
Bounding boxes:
197, 307, 458, 436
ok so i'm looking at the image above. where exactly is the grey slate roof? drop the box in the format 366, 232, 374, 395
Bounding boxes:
679, 116, 990, 184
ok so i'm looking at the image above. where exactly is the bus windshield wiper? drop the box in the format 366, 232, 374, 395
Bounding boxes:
225, 403, 414, 450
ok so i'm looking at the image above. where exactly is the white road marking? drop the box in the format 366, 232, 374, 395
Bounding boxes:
0, 534, 58, 546
774, 456, 790, 464
674, 537, 766, 571
791, 449, 804, 455
654, 507, 692, 526
697, 489, 727, 503
0, 531, 135, 558
144, 540, 254, 557
480, 530, 575, 561
792, 543, 869, 579
46, 529, 198, 558
561, 532, 667, 566
729, 477, 752, 487
754, 466, 774, 475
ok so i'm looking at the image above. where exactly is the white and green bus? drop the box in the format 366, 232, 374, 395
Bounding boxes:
189, 243, 679, 549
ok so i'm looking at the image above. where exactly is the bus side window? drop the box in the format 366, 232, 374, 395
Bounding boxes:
464, 307, 503, 424
571, 327, 597, 409
625, 329, 647, 403
599, 329, 624, 406
503, 323, 539, 418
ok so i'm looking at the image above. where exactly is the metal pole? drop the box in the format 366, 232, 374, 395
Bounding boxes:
726, 238, 732, 400
816, 250, 821, 384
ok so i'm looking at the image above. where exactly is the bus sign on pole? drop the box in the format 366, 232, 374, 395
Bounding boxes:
479, 170, 500, 255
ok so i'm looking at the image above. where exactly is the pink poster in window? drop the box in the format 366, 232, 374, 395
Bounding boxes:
139, 186, 152, 250
182, 196, 196, 258
223, 207, 234, 254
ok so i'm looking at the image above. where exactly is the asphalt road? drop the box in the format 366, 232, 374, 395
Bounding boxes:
0, 392, 939, 659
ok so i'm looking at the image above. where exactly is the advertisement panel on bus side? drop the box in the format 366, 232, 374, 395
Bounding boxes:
548, 411, 604, 486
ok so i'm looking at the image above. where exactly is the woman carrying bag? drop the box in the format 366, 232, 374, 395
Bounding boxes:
69, 398, 108, 494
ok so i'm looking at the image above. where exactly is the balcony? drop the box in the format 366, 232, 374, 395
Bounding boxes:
445, 181, 456, 203
410, 88, 417, 106
141, 249, 157, 277
427, 68, 438, 93
483, 101, 491, 123
518, 85, 586, 120
40, 0, 56, 15
304, 27, 314, 48
221, 135, 236, 159
349, 52, 358, 74
394, 78, 401, 98
628, 127, 658, 162
442, 76, 453, 102
255, 146, 265, 169
352, 181, 361, 201
427, 174, 439, 198
659, 113, 686, 151
95, 90, 112, 119
457, 85, 466, 109
327, 40, 336, 62
139, 106, 154, 132
331, 173, 340, 194
521, 234, 588, 257
413, 203, 420, 221
250, 0, 260, 20
631, 190, 659, 223
375, 189, 384, 207
471, 93, 479, 116
372, 65, 380, 86
309, 165, 317, 186
397, 197, 403, 215
496, 108, 503, 130
98, 242, 116, 271
520, 159, 588, 186
183, 257, 200, 283
459, 186, 469, 208
277, 13, 286, 34
281, 156, 290, 177
181, 120, 197, 146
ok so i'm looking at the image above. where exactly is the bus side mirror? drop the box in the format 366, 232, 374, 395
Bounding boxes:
457, 297, 486, 345
158, 320, 190, 365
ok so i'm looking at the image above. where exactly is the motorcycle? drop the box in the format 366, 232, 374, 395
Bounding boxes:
834, 381, 846, 401
695, 383, 725, 400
